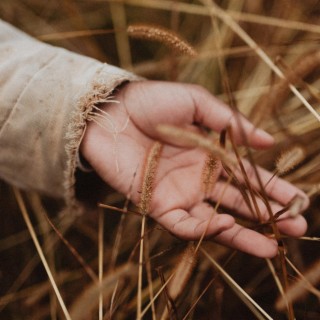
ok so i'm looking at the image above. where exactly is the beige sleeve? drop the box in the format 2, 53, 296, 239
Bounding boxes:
0, 19, 140, 211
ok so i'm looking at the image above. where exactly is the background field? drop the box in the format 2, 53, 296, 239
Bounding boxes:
1, 1, 320, 319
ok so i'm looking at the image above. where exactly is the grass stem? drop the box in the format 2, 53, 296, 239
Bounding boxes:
13, 188, 72, 320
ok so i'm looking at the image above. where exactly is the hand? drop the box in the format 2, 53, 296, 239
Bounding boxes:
80, 81, 309, 258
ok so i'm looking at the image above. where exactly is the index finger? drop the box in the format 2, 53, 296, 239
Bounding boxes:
190, 85, 274, 149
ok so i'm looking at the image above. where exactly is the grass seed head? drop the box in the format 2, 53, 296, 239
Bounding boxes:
157, 124, 237, 168
202, 153, 221, 196
139, 142, 163, 215
168, 244, 197, 300
127, 24, 197, 57
276, 145, 306, 175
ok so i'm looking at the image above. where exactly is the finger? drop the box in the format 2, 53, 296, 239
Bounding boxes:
211, 182, 307, 237
212, 224, 278, 258
210, 181, 307, 237
276, 215, 307, 237
211, 181, 279, 220
188, 202, 218, 221
156, 208, 235, 240
190, 85, 274, 149
222, 160, 310, 209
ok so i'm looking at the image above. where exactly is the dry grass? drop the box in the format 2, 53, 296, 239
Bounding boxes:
1, 0, 320, 319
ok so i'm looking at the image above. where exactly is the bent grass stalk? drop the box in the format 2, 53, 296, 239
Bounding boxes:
13, 188, 72, 320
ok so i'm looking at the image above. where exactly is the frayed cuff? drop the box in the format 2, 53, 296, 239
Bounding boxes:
64, 65, 141, 215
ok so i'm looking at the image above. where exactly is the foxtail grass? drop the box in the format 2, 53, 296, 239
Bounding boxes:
137, 142, 163, 319
127, 24, 197, 57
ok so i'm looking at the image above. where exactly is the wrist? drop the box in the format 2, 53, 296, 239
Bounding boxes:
79, 81, 133, 172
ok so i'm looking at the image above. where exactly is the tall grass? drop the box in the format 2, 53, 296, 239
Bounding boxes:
1, 0, 320, 319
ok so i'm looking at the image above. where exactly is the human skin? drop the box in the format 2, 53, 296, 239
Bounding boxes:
80, 80, 309, 258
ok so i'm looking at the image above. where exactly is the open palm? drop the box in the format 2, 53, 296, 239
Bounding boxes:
81, 81, 308, 258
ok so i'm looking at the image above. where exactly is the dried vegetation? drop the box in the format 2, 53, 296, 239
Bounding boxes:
1, 0, 320, 319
